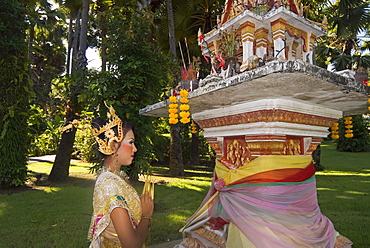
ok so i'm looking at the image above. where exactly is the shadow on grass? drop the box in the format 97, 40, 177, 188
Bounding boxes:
316, 173, 370, 247
152, 165, 214, 179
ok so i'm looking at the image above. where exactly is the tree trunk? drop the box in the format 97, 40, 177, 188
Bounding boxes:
28, 25, 34, 65
190, 130, 200, 166
169, 123, 184, 176
343, 38, 354, 56
166, 0, 177, 61
79, 0, 89, 53
66, 16, 74, 74
49, 1, 90, 182
96, 0, 107, 72
48, 127, 77, 182
101, 25, 107, 72
166, 0, 184, 176
72, 11, 80, 73
49, 101, 79, 182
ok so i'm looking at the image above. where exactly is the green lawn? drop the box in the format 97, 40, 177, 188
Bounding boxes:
316, 141, 370, 248
0, 142, 368, 247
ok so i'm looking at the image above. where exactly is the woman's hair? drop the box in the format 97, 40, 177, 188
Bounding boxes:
92, 117, 134, 157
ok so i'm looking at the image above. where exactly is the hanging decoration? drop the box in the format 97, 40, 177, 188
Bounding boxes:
344, 116, 353, 138
191, 120, 198, 134
330, 122, 339, 139
179, 89, 191, 124
168, 96, 179, 124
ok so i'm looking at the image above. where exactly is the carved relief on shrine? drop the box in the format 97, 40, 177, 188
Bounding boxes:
285, 23, 308, 52
245, 135, 287, 157
282, 137, 303, 155
224, 136, 251, 168
215, 135, 322, 162
197, 109, 338, 129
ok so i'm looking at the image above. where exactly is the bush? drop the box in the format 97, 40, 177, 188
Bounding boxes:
73, 116, 98, 163
28, 106, 63, 156
335, 115, 370, 152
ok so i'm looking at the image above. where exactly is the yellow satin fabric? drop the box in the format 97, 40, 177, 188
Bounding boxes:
215, 155, 313, 185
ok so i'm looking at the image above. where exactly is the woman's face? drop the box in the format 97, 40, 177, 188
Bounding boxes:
116, 129, 137, 166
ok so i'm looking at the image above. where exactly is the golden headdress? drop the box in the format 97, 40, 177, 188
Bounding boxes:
92, 104, 124, 155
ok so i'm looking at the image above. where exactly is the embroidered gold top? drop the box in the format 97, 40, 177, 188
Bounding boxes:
88, 170, 142, 248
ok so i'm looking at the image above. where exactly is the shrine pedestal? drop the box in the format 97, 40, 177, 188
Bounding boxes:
193, 98, 341, 166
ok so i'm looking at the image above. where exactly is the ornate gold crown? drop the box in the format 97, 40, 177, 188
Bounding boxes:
92, 104, 124, 155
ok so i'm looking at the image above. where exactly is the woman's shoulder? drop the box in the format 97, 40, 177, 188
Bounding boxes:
96, 171, 121, 185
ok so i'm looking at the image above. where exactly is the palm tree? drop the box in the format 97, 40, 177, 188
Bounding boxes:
316, 0, 370, 71
49, 0, 90, 182
26, 0, 67, 107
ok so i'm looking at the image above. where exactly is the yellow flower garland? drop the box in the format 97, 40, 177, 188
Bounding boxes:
180, 104, 190, 111
343, 116, 353, 138
191, 121, 197, 133
330, 122, 339, 139
168, 89, 192, 124
168, 96, 178, 124
179, 89, 191, 124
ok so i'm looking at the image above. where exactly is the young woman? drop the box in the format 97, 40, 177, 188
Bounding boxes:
88, 105, 153, 248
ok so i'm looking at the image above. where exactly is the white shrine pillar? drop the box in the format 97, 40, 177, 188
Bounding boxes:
271, 18, 287, 59
255, 27, 269, 59
240, 21, 255, 71
308, 33, 316, 64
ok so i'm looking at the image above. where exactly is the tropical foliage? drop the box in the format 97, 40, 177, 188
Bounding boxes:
315, 0, 370, 71
79, 5, 178, 179
0, 0, 33, 188
334, 115, 370, 152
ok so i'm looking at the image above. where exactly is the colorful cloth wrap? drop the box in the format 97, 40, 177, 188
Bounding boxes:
178, 155, 338, 248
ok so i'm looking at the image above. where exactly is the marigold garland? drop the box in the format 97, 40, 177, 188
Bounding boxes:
180, 98, 189, 104
179, 89, 191, 124
343, 116, 353, 138
168, 89, 192, 124
168, 96, 178, 124
180, 104, 190, 111
330, 122, 339, 139
191, 120, 198, 133
179, 89, 189, 98
179, 111, 190, 118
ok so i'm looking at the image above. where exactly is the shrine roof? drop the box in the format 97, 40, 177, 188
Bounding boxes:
139, 60, 369, 118
204, 6, 326, 42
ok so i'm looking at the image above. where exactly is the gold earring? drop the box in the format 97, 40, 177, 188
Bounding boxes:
114, 153, 119, 165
